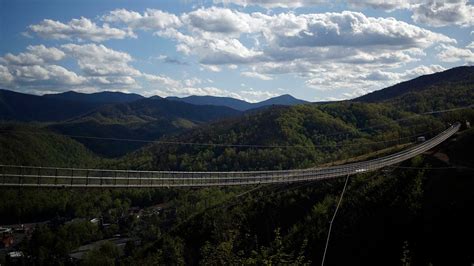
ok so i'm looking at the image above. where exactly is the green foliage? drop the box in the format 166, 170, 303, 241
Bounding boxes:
0, 123, 100, 167
82, 241, 120, 266
115, 102, 448, 171
1, 67, 473, 265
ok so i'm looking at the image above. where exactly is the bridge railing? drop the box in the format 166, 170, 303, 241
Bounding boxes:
0, 123, 460, 188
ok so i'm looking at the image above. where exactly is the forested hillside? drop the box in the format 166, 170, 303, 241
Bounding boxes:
116, 100, 474, 171
0, 124, 100, 167
48, 97, 242, 157
167, 94, 307, 111
0, 89, 102, 122
0, 66, 473, 265
356, 66, 474, 103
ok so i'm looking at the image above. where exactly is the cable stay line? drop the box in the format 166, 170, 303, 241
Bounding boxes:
321, 174, 350, 266
0, 105, 470, 149
0, 122, 445, 149
0, 123, 461, 188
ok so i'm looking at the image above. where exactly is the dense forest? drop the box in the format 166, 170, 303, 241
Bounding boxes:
0, 66, 473, 265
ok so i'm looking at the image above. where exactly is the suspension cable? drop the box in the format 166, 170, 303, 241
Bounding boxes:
322, 174, 351, 266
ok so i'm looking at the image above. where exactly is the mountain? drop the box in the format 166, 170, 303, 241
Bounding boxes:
167, 94, 308, 111
49, 97, 243, 157
0, 123, 99, 167
117, 99, 461, 171
166, 95, 254, 111
251, 94, 308, 109
74, 97, 242, 124
356, 66, 474, 103
0, 89, 102, 122
44, 90, 144, 104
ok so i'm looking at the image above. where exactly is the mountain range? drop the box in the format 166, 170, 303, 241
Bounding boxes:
1, 65, 473, 158
0, 90, 308, 122
166, 94, 307, 111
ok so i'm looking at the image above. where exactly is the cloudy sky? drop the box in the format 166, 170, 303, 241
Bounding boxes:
0, 0, 473, 102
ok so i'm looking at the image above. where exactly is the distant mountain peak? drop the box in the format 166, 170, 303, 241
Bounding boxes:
44, 90, 144, 104
166, 94, 308, 111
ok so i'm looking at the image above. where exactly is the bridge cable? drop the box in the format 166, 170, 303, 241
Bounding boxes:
321, 174, 350, 266
0, 124, 444, 149
0, 105, 470, 149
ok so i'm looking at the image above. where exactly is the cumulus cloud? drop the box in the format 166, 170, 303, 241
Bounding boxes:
156, 8, 454, 73
182, 7, 261, 34
0, 65, 14, 85
28, 17, 134, 42
219, 0, 474, 28
0, 43, 183, 93
436, 44, 474, 63
241, 71, 273, 80
401, 64, 446, 79
1, 45, 65, 65
304, 63, 446, 93
0, 45, 86, 89
4, 64, 86, 87
13, 6, 470, 100
347, 0, 415, 11
411, 0, 474, 27
263, 11, 454, 49
146, 85, 278, 103
215, 0, 327, 8
61, 43, 141, 77
103, 8, 181, 30
157, 27, 264, 65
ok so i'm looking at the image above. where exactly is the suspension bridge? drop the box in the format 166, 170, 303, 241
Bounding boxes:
0, 123, 460, 188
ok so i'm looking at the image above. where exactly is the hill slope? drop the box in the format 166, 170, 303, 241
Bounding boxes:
117, 100, 472, 171
49, 97, 243, 157
43, 91, 144, 104
75, 97, 242, 124
356, 66, 474, 103
167, 94, 308, 111
167, 95, 253, 111
0, 124, 99, 167
0, 89, 102, 122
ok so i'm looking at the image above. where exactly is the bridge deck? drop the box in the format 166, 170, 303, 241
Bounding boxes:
0, 123, 460, 188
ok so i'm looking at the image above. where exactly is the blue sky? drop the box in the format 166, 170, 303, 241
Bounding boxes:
0, 0, 473, 102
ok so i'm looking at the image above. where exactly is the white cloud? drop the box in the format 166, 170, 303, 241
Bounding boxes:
215, 0, 327, 8
182, 7, 261, 34
262, 11, 454, 49
401, 64, 446, 79
103, 8, 181, 30
347, 0, 414, 11
239, 89, 279, 100
61, 43, 141, 77
219, 0, 474, 28
28, 17, 134, 42
8, 64, 86, 86
155, 7, 454, 86
147, 85, 278, 103
0, 65, 14, 84
241, 71, 273, 80
157, 27, 264, 65
200, 64, 222, 72
0, 43, 182, 93
411, 0, 474, 27
1, 45, 65, 65
437, 44, 474, 63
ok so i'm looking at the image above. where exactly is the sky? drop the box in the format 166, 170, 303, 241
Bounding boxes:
0, 0, 473, 102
